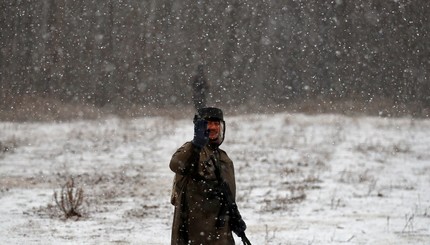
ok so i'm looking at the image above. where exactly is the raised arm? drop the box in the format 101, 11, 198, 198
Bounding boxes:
169, 142, 200, 175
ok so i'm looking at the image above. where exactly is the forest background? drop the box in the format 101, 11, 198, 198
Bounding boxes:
1, 0, 429, 121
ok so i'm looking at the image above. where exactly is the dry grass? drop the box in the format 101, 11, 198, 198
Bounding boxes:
1, 94, 428, 122
0, 95, 104, 122
53, 177, 85, 219
0, 139, 18, 155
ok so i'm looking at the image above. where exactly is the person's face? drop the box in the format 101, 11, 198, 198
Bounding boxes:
207, 120, 221, 140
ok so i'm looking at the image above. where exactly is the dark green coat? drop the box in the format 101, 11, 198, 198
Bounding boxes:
170, 142, 236, 245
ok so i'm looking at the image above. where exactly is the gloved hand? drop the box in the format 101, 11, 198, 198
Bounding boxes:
192, 119, 209, 149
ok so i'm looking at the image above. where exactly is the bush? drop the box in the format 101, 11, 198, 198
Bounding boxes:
53, 177, 84, 219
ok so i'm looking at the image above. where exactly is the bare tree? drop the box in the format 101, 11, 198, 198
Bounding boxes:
0, 0, 428, 116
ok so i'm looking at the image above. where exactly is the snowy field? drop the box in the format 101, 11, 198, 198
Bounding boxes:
0, 112, 429, 245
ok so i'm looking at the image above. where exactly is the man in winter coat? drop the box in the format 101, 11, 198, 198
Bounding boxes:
170, 107, 237, 245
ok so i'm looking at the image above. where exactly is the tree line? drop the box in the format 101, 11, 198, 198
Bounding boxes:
1, 0, 429, 115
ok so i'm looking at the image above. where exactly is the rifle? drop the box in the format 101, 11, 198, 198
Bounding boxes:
211, 155, 252, 245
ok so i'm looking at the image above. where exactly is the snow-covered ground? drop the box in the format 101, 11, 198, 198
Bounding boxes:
0, 112, 429, 244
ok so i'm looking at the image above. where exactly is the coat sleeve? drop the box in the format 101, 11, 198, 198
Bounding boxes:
169, 142, 200, 175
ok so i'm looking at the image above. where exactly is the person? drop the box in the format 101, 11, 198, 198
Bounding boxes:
169, 107, 249, 245
191, 65, 210, 111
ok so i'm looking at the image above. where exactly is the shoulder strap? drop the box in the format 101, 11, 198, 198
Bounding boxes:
211, 152, 252, 245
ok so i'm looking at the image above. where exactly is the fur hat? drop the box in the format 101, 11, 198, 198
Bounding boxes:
196, 107, 224, 121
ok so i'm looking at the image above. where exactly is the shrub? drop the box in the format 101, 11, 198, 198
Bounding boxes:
53, 177, 84, 219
